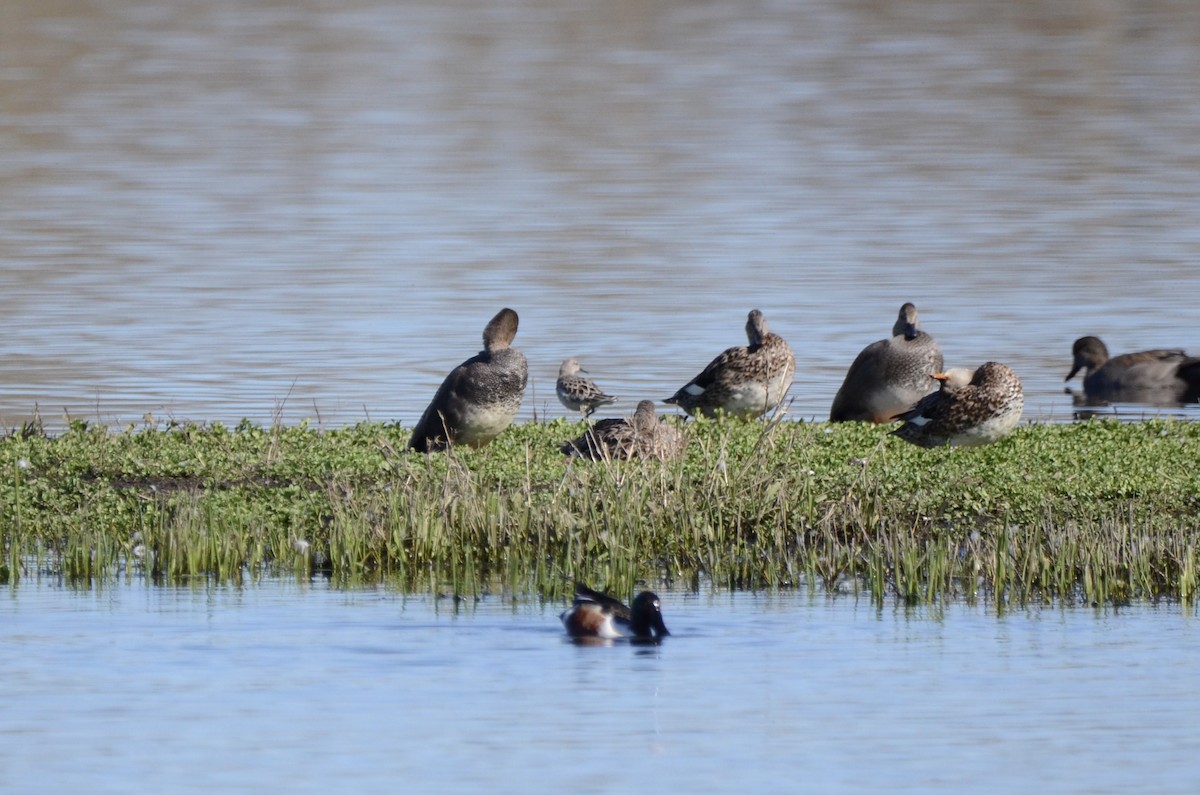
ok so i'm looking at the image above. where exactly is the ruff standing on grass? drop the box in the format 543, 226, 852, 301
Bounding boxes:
560, 583, 670, 642
891, 361, 1024, 448
830, 302, 943, 423
408, 307, 528, 453
556, 358, 617, 417
1066, 336, 1200, 405
560, 399, 686, 462
665, 309, 795, 419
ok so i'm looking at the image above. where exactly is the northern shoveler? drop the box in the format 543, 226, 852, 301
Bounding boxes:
556, 358, 618, 417
560, 400, 686, 462
891, 361, 1024, 448
1066, 336, 1200, 406
409, 308, 528, 452
560, 583, 670, 641
830, 302, 944, 423
665, 309, 795, 419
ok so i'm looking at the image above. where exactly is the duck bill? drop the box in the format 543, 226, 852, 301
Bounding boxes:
653, 614, 670, 637
1065, 361, 1083, 382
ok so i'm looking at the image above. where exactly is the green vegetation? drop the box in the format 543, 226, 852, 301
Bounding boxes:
2, 415, 1199, 607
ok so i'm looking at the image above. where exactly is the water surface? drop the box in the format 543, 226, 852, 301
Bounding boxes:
2, 0, 1199, 429
1, 579, 1197, 793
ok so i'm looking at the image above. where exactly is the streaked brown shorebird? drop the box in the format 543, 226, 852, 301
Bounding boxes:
830, 302, 943, 423
555, 358, 617, 417
409, 307, 528, 452
891, 361, 1024, 448
665, 309, 795, 419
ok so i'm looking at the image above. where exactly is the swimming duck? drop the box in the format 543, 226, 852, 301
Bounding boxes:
891, 362, 1024, 448
1066, 336, 1200, 405
409, 308, 528, 452
556, 358, 617, 417
830, 302, 944, 423
665, 309, 795, 419
560, 583, 670, 641
560, 400, 686, 461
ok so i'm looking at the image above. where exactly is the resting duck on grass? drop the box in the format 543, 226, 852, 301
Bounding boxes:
891, 362, 1023, 448
560, 400, 685, 462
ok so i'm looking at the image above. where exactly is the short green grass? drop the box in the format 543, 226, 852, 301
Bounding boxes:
2, 415, 1198, 607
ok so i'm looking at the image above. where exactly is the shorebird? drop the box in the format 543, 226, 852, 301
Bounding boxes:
891, 362, 1024, 448
556, 358, 617, 417
665, 309, 795, 419
409, 308, 528, 452
560, 583, 670, 641
1066, 336, 1200, 405
560, 400, 686, 462
830, 302, 944, 423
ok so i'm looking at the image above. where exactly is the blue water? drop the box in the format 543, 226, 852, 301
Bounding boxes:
1, 580, 1197, 794
4, 2, 1200, 790
2, 0, 1199, 429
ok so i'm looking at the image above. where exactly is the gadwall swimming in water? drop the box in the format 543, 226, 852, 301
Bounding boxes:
891, 362, 1024, 448
1066, 336, 1200, 405
561, 583, 670, 642
409, 307, 528, 452
560, 400, 686, 462
665, 309, 795, 419
556, 358, 617, 417
830, 302, 943, 423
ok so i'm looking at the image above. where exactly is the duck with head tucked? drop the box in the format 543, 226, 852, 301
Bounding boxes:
409, 308, 528, 453
891, 361, 1024, 448
560, 400, 686, 462
830, 302, 943, 423
665, 309, 795, 419
1066, 336, 1200, 406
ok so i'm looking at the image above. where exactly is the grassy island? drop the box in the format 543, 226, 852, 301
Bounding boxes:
2, 415, 1199, 607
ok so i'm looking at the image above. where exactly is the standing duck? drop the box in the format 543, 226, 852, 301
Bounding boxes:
409, 308, 528, 452
830, 302, 943, 423
665, 309, 795, 419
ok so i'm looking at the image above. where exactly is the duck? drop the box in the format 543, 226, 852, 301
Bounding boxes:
560, 583, 670, 641
1066, 336, 1200, 405
890, 362, 1024, 448
556, 358, 617, 417
665, 309, 795, 419
409, 308, 528, 452
560, 400, 686, 461
830, 302, 944, 423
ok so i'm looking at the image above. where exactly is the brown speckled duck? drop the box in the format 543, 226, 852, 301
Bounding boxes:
891, 362, 1024, 448
560, 400, 686, 462
665, 309, 795, 419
